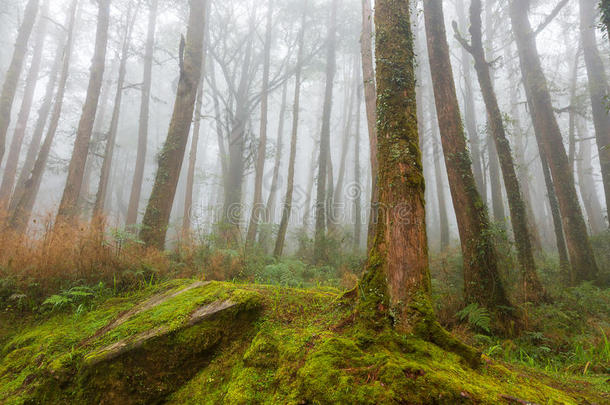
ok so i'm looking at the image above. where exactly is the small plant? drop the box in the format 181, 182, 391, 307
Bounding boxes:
456, 303, 491, 333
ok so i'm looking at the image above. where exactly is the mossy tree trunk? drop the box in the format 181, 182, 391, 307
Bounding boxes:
509, 0, 599, 283
0, 0, 40, 166
274, 1, 308, 257
56, 0, 110, 223
456, 0, 545, 303
354, 66, 363, 251
313, 0, 338, 262
423, 0, 511, 314
0, 0, 48, 207
126, 0, 158, 227
8, 0, 79, 233
140, 0, 206, 249
580, 0, 610, 224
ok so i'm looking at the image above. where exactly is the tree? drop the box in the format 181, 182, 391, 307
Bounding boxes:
0, 0, 40, 165
56, 0, 111, 222
423, 0, 511, 314
580, 0, 610, 222
126, 0, 159, 227
8, 0, 79, 232
274, 1, 308, 257
600, 0, 610, 44
454, 0, 545, 303
509, 0, 599, 283
140, 0, 207, 249
358, 0, 478, 366
314, 0, 339, 261
0, 0, 48, 207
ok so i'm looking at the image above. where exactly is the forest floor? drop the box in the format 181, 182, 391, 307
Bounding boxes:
0, 278, 607, 404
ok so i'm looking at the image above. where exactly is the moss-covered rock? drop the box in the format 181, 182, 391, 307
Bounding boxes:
0, 280, 607, 404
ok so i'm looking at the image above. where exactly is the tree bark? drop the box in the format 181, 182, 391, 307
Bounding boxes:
126, 0, 159, 227
577, 134, 605, 235
56, 0, 111, 223
0, 0, 48, 207
140, 0, 206, 249
509, 0, 599, 283
0, 0, 40, 165
93, 3, 137, 217
314, 0, 338, 262
274, 1, 307, 257
424, 0, 511, 314
246, 0, 274, 245
360, 0, 378, 250
580, 0, 610, 224
8, 0, 79, 232
458, 0, 546, 303
354, 66, 363, 251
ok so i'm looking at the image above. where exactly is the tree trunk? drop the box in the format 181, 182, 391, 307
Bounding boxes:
509, 0, 599, 283
577, 134, 605, 235
274, 1, 307, 257
0, 0, 40, 165
183, 76, 204, 239
0, 0, 48, 207
126, 0, 158, 227
461, 0, 545, 303
580, 0, 610, 224
264, 81, 288, 223
93, 3, 137, 217
8, 0, 79, 232
246, 0, 274, 245
314, 0, 338, 262
424, 0, 511, 314
56, 0, 111, 223
360, 0, 378, 250
353, 66, 363, 251
140, 0, 206, 249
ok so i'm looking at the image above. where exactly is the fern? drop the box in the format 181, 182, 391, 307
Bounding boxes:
456, 303, 491, 333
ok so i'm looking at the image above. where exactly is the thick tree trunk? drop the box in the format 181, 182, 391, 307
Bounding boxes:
274, 1, 307, 257
577, 134, 605, 235
246, 0, 274, 245
140, 0, 206, 249
126, 0, 158, 227
93, 4, 137, 217
8, 0, 78, 232
509, 0, 599, 283
183, 76, 204, 238
0, 0, 40, 165
314, 0, 338, 261
361, 0, 378, 250
461, 0, 545, 303
424, 0, 511, 314
56, 0, 110, 223
580, 0, 610, 223
0, 0, 48, 207
353, 67, 363, 251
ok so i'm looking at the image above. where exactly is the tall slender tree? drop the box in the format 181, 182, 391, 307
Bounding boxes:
56, 0, 111, 222
140, 0, 207, 249
509, 0, 599, 283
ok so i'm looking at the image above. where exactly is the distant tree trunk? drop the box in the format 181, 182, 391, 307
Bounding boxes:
428, 93, 450, 253
580, 0, 610, 223
126, 0, 158, 227
314, 0, 338, 261
246, 0, 274, 245
8, 0, 78, 232
424, 0, 511, 314
56, 0, 111, 223
359, 0, 479, 366
577, 134, 605, 235
0, 0, 48, 207
264, 81, 288, 223
183, 78, 204, 238
353, 69, 363, 251
140, 0, 206, 249
459, 0, 545, 303
510, 0, 599, 283
274, 1, 307, 257
93, 3, 137, 217
0, 0, 40, 165
568, 46, 581, 172
360, 0, 378, 250
455, 0, 485, 197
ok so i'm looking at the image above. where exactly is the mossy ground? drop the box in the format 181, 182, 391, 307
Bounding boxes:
0, 279, 607, 404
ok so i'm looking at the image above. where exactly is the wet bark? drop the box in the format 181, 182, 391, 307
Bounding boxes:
140, 0, 206, 249
509, 0, 599, 283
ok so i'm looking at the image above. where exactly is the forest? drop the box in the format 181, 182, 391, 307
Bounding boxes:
0, 0, 608, 403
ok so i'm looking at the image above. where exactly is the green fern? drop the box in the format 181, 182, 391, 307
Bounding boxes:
456, 303, 491, 333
